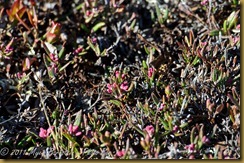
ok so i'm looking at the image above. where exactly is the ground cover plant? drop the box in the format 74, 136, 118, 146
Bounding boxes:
0, 0, 240, 159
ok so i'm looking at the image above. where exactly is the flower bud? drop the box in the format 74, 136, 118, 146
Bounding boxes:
165, 85, 171, 98
46, 21, 61, 43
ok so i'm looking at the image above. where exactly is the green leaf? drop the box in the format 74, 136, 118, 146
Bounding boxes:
159, 118, 169, 130
163, 8, 169, 22
47, 136, 52, 147
191, 55, 200, 66
174, 133, 184, 137
59, 60, 71, 72
209, 30, 221, 36
74, 110, 82, 126
226, 11, 239, 30
137, 101, 144, 110
95, 43, 100, 55
87, 37, 100, 56
179, 122, 189, 128
162, 130, 171, 136
87, 37, 96, 51
91, 22, 105, 33
109, 99, 122, 108
52, 109, 59, 119
144, 45, 150, 55
75, 3, 84, 10
199, 125, 204, 140
17, 135, 32, 147
154, 122, 159, 147
58, 45, 65, 59
223, 20, 227, 34
142, 60, 148, 69
151, 93, 159, 105
74, 147, 81, 159
130, 19, 137, 29
155, 4, 161, 21
190, 127, 196, 144
194, 135, 199, 144
211, 124, 217, 138
211, 68, 218, 82
132, 124, 145, 137
63, 133, 78, 145
198, 139, 203, 150
232, 0, 239, 5
80, 23, 90, 33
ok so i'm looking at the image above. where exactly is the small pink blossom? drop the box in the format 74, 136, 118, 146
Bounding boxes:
39, 126, 54, 139
48, 63, 58, 74
201, 0, 209, 5
68, 124, 82, 136
86, 10, 93, 16
115, 71, 125, 79
16, 72, 26, 79
236, 24, 240, 29
201, 41, 207, 47
158, 103, 166, 111
116, 149, 125, 157
5, 38, 14, 53
172, 125, 179, 133
5, 46, 13, 53
107, 83, 117, 94
202, 136, 210, 144
91, 37, 97, 44
49, 53, 58, 62
120, 81, 128, 91
148, 67, 154, 78
144, 125, 155, 137
185, 143, 195, 153
74, 47, 83, 55
189, 154, 195, 159
232, 36, 239, 44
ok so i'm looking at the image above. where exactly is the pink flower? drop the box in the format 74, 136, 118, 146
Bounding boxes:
144, 125, 155, 137
158, 103, 166, 111
147, 67, 154, 78
233, 36, 239, 44
189, 154, 195, 159
116, 149, 125, 157
120, 81, 128, 91
5, 47, 13, 53
201, 0, 209, 5
201, 41, 207, 47
91, 37, 97, 44
236, 24, 240, 29
202, 136, 210, 144
172, 125, 179, 133
49, 53, 58, 62
39, 126, 53, 139
115, 71, 125, 79
74, 47, 83, 55
107, 83, 117, 94
16, 72, 26, 79
68, 124, 82, 136
5, 38, 14, 53
185, 143, 195, 153
48, 63, 58, 74
86, 10, 93, 16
